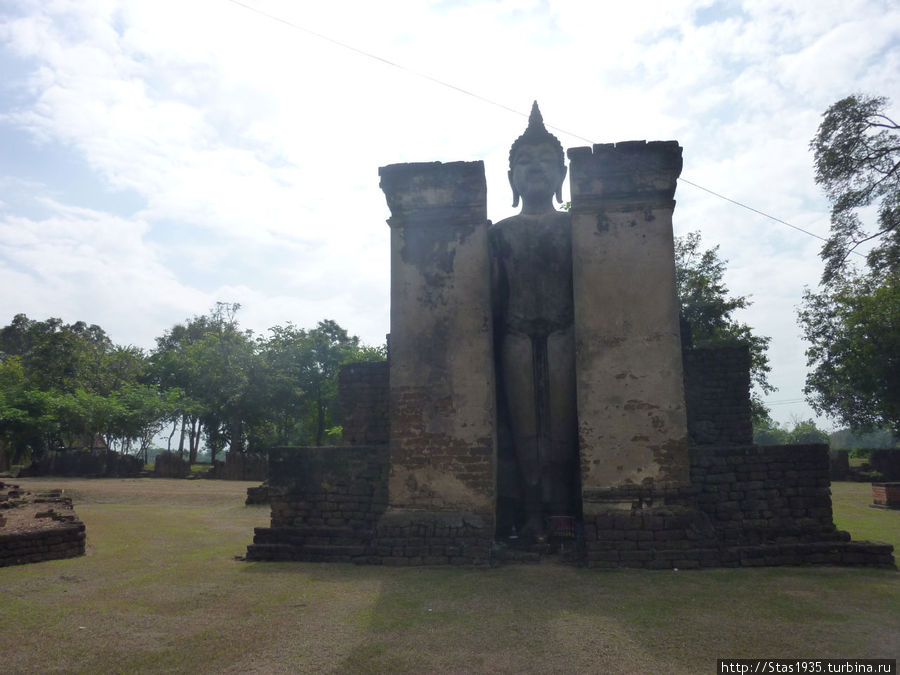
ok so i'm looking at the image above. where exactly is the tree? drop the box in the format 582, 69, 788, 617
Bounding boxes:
301, 320, 362, 446
751, 416, 829, 446
0, 314, 112, 394
675, 232, 774, 422
0, 315, 171, 463
799, 274, 899, 433
752, 418, 789, 445
256, 320, 367, 447
810, 94, 899, 286
151, 303, 262, 463
149, 313, 218, 462
800, 95, 900, 434
786, 418, 830, 445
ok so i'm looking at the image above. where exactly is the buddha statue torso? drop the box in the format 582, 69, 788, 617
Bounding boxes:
491, 211, 573, 338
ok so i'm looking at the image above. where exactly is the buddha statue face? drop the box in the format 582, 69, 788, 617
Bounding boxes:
507, 102, 567, 210
509, 140, 567, 209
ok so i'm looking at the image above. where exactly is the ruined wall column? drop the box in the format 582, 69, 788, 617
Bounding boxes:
567, 141, 690, 511
378, 161, 496, 523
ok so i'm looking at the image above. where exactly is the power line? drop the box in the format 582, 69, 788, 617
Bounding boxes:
222, 0, 850, 254
677, 179, 865, 258
222, 0, 526, 119
765, 399, 808, 406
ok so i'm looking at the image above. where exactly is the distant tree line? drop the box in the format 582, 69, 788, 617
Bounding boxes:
0, 304, 384, 466
752, 418, 898, 449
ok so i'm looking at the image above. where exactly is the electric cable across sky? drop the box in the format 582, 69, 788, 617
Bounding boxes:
222, 0, 859, 257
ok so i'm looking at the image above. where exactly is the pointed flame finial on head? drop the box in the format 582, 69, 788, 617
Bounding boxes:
508, 101, 565, 170
527, 100, 544, 132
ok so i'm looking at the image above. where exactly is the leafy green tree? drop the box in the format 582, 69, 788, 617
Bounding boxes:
149, 305, 249, 462
752, 417, 789, 445
799, 274, 899, 433
254, 319, 371, 447
187, 317, 261, 460
0, 357, 61, 461
253, 323, 312, 448
786, 418, 830, 445
752, 417, 829, 445
675, 232, 774, 422
800, 94, 899, 434
301, 320, 362, 446
0, 314, 171, 463
810, 94, 899, 285
0, 314, 112, 394
150, 316, 214, 462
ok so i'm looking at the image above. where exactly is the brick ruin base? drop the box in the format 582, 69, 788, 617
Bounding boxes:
581, 445, 893, 569
1, 482, 86, 567
246, 352, 892, 568
246, 444, 894, 568
872, 483, 900, 509
0, 524, 86, 567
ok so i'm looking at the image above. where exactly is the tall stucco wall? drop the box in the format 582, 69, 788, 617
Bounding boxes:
568, 142, 689, 509
378, 161, 497, 522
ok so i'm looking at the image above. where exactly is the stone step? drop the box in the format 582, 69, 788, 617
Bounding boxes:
299, 544, 369, 557
254, 525, 371, 547
272, 524, 359, 537
245, 543, 295, 561
245, 542, 371, 563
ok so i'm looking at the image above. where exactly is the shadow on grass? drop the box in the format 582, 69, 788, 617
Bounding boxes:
239, 560, 899, 673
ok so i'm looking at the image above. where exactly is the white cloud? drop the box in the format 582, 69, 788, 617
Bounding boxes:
0, 198, 206, 348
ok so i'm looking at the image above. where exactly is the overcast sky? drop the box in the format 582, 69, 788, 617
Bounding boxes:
1, 0, 898, 430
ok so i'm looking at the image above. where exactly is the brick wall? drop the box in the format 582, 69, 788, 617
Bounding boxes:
683, 346, 753, 446
692, 444, 836, 543
154, 451, 190, 478
215, 452, 267, 481
0, 523, 86, 567
26, 450, 144, 477
338, 362, 389, 445
246, 444, 494, 565
246, 445, 388, 563
870, 450, 900, 481
579, 444, 894, 569
1, 482, 86, 567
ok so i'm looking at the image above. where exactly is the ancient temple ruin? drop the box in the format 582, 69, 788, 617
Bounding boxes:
247, 105, 894, 568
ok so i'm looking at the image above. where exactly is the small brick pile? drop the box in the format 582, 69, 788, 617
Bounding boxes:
0, 482, 86, 567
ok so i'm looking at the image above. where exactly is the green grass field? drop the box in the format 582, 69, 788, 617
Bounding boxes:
1, 478, 897, 674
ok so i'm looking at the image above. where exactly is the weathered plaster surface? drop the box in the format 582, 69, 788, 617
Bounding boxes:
379, 161, 497, 521
568, 142, 689, 503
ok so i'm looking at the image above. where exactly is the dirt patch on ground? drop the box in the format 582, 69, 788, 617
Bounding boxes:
0, 481, 82, 535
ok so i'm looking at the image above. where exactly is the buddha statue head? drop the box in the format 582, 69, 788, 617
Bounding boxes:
508, 101, 567, 211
